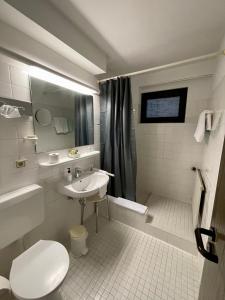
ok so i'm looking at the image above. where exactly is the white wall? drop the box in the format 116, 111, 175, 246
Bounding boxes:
0, 55, 100, 277
201, 35, 225, 229
131, 59, 216, 203
0, 58, 30, 102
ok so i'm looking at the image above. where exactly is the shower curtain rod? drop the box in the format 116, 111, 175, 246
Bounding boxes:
98, 50, 225, 83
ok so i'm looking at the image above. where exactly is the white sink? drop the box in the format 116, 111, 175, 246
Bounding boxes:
57, 171, 109, 199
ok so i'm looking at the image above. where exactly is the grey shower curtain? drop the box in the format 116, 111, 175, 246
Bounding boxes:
100, 77, 136, 201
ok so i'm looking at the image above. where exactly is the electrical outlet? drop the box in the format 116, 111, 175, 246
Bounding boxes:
16, 159, 26, 168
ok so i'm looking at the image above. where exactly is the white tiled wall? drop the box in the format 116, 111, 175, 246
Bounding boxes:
0, 59, 30, 102
132, 75, 213, 203
201, 34, 225, 230
0, 55, 100, 276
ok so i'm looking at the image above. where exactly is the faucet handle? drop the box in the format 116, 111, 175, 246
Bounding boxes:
75, 167, 82, 171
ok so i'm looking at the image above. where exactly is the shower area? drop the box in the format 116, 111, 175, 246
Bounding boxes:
99, 60, 218, 254
132, 73, 213, 254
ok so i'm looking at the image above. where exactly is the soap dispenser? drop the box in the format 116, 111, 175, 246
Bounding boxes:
66, 168, 72, 183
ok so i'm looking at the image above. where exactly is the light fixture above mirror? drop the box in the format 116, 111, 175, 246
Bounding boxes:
28, 66, 97, 95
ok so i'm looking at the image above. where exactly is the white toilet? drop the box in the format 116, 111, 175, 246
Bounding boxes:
10, 240, 69, 300
0, 184, 70, 300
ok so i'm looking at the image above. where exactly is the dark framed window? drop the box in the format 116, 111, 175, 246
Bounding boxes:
140, 87, 188, 123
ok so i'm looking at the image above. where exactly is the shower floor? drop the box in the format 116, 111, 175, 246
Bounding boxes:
146, 194, 195, 244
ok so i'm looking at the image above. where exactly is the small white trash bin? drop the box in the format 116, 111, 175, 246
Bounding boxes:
69, 225, 88, 258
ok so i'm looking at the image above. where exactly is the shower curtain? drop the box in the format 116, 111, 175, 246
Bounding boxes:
99, 77, 136, 201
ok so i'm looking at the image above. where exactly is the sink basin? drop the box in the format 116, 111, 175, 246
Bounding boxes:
57, 171, 109, 199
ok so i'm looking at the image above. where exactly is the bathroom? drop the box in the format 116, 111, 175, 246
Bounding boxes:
0, 0, 225, 299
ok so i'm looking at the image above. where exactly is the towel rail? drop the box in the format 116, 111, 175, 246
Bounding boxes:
191, 167, 206, 192
0, 100, 25, 111
0, 97, 32, 116
191, 167, 206, 228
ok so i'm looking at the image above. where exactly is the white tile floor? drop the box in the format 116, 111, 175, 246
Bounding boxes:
61, 217, 200, 300
146, 195, 194, 242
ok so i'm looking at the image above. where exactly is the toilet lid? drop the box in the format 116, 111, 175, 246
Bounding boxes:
10, 240, 69, 299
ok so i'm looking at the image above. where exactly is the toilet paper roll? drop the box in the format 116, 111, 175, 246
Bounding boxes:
0, 276, 11, 292
48, 153, 59, 164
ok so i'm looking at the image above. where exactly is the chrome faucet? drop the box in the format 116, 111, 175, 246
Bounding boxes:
74, 167, 82, 178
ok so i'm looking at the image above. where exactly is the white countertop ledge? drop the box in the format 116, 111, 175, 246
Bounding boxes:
38, 150, 100, 167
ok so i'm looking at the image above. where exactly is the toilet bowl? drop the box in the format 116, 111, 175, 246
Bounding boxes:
9, 240, 69, 300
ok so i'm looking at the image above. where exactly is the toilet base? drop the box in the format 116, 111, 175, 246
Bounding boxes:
45, 289, 63, 300
14, 287, 64, 300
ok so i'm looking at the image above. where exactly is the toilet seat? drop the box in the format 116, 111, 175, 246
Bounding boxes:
10, 240, 69, 300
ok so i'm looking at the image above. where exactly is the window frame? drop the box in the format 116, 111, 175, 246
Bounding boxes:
140, 87, 188, 123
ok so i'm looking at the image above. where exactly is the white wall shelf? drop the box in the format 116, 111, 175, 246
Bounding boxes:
38, 150, 100, 168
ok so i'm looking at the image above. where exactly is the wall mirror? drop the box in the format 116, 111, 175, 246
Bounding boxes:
30, 77, 94, 153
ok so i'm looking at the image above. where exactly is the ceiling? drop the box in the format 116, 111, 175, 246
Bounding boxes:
2, 0, 106, 75
50, 0, 225, 77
